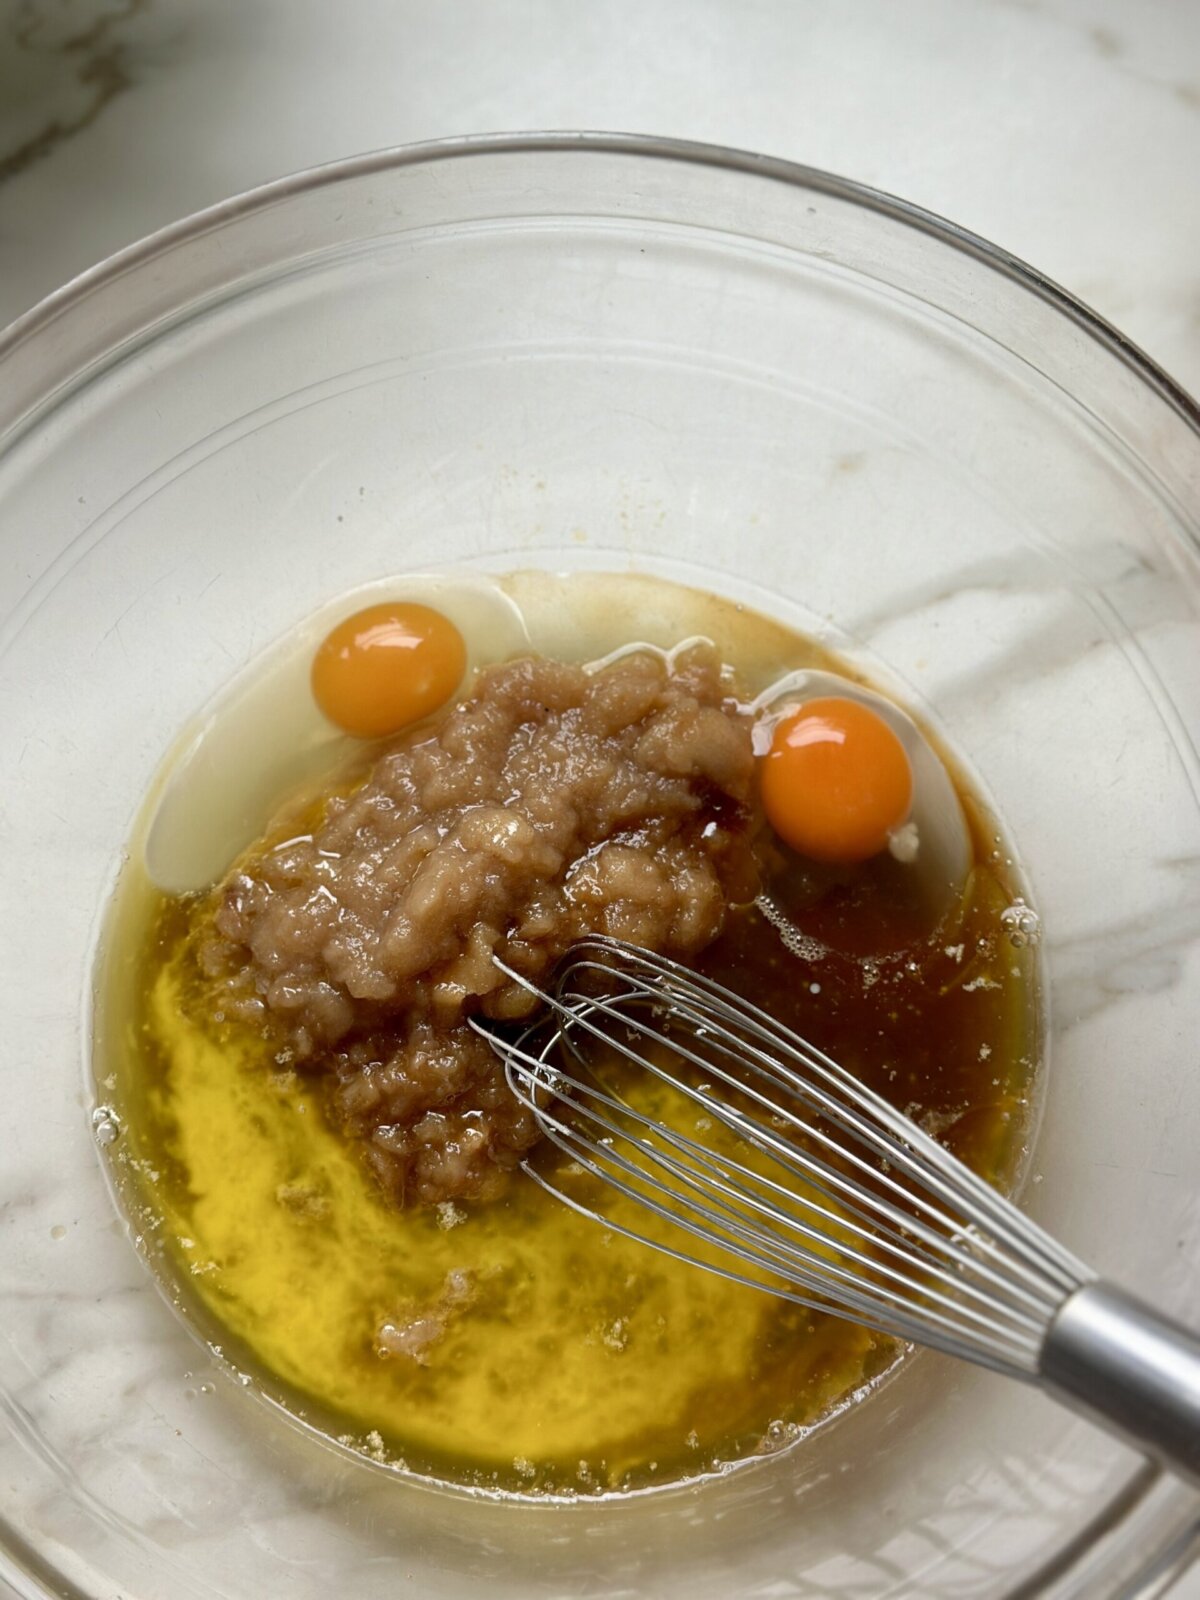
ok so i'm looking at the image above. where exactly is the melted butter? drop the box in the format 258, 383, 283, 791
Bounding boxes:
114, 900, 885, 1493
99, 569, 1040, 1496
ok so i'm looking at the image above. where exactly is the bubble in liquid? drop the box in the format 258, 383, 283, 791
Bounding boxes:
756, 894, 826, 962
91, 1105, 122, 1146
1001, 898, 1041, 948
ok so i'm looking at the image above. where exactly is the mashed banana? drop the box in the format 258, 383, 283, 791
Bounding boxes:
195, 646, 761, 1207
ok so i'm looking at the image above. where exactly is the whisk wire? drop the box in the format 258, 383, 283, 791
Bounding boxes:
483, 938, 1091, 1374
497, 1028, 1040, 1369
550, 989, 1054, 1343
526, 1012, 1012, 1317
492, 1023, 1046, 1368
559, 942, 1087, 1293
559, 978, 1058, 1318
555, 957, 1075, 1317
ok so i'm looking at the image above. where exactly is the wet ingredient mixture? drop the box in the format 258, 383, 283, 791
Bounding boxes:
100, 571, 1040, 1496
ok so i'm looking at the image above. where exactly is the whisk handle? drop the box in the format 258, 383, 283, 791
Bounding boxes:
1041, 1282, 1200, 1486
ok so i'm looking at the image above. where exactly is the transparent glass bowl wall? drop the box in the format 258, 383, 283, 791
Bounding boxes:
0, 136, 1198, 1600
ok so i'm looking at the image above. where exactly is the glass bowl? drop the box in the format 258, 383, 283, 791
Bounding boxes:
1, 133, 1198, 1600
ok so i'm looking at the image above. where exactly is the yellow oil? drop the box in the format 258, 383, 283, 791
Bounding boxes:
98, 571, 1039, 1496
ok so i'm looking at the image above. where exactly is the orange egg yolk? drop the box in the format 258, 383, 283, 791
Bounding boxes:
311, 602, 466, 738
760, 696, 914, 864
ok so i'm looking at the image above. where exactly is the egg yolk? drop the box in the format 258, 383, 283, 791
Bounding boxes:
760, 696, 913, 864
311, 602, 466, 738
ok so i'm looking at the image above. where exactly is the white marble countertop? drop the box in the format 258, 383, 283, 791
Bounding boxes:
0, 0, 1197, 1595
2, 0, 1199, 402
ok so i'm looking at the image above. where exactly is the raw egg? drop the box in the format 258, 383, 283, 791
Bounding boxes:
750, 668, 973, 931
311, 602, 466, 738
144, 573, 530, 897
761, 696, 913, 864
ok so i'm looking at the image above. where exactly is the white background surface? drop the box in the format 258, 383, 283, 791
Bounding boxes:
2, 0, 1200, 396
0, 0, 1197, 1594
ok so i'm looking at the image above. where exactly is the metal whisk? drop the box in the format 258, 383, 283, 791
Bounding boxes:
475, 935, 1200, 1485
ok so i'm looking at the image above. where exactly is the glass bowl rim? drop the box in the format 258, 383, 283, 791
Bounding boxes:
0, 129, 1198, 444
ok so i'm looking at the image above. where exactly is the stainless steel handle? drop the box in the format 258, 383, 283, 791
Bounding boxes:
1040, 1282, 1200, 1486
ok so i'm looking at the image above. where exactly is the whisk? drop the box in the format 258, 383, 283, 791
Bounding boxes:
475, 935, 1200, 1485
